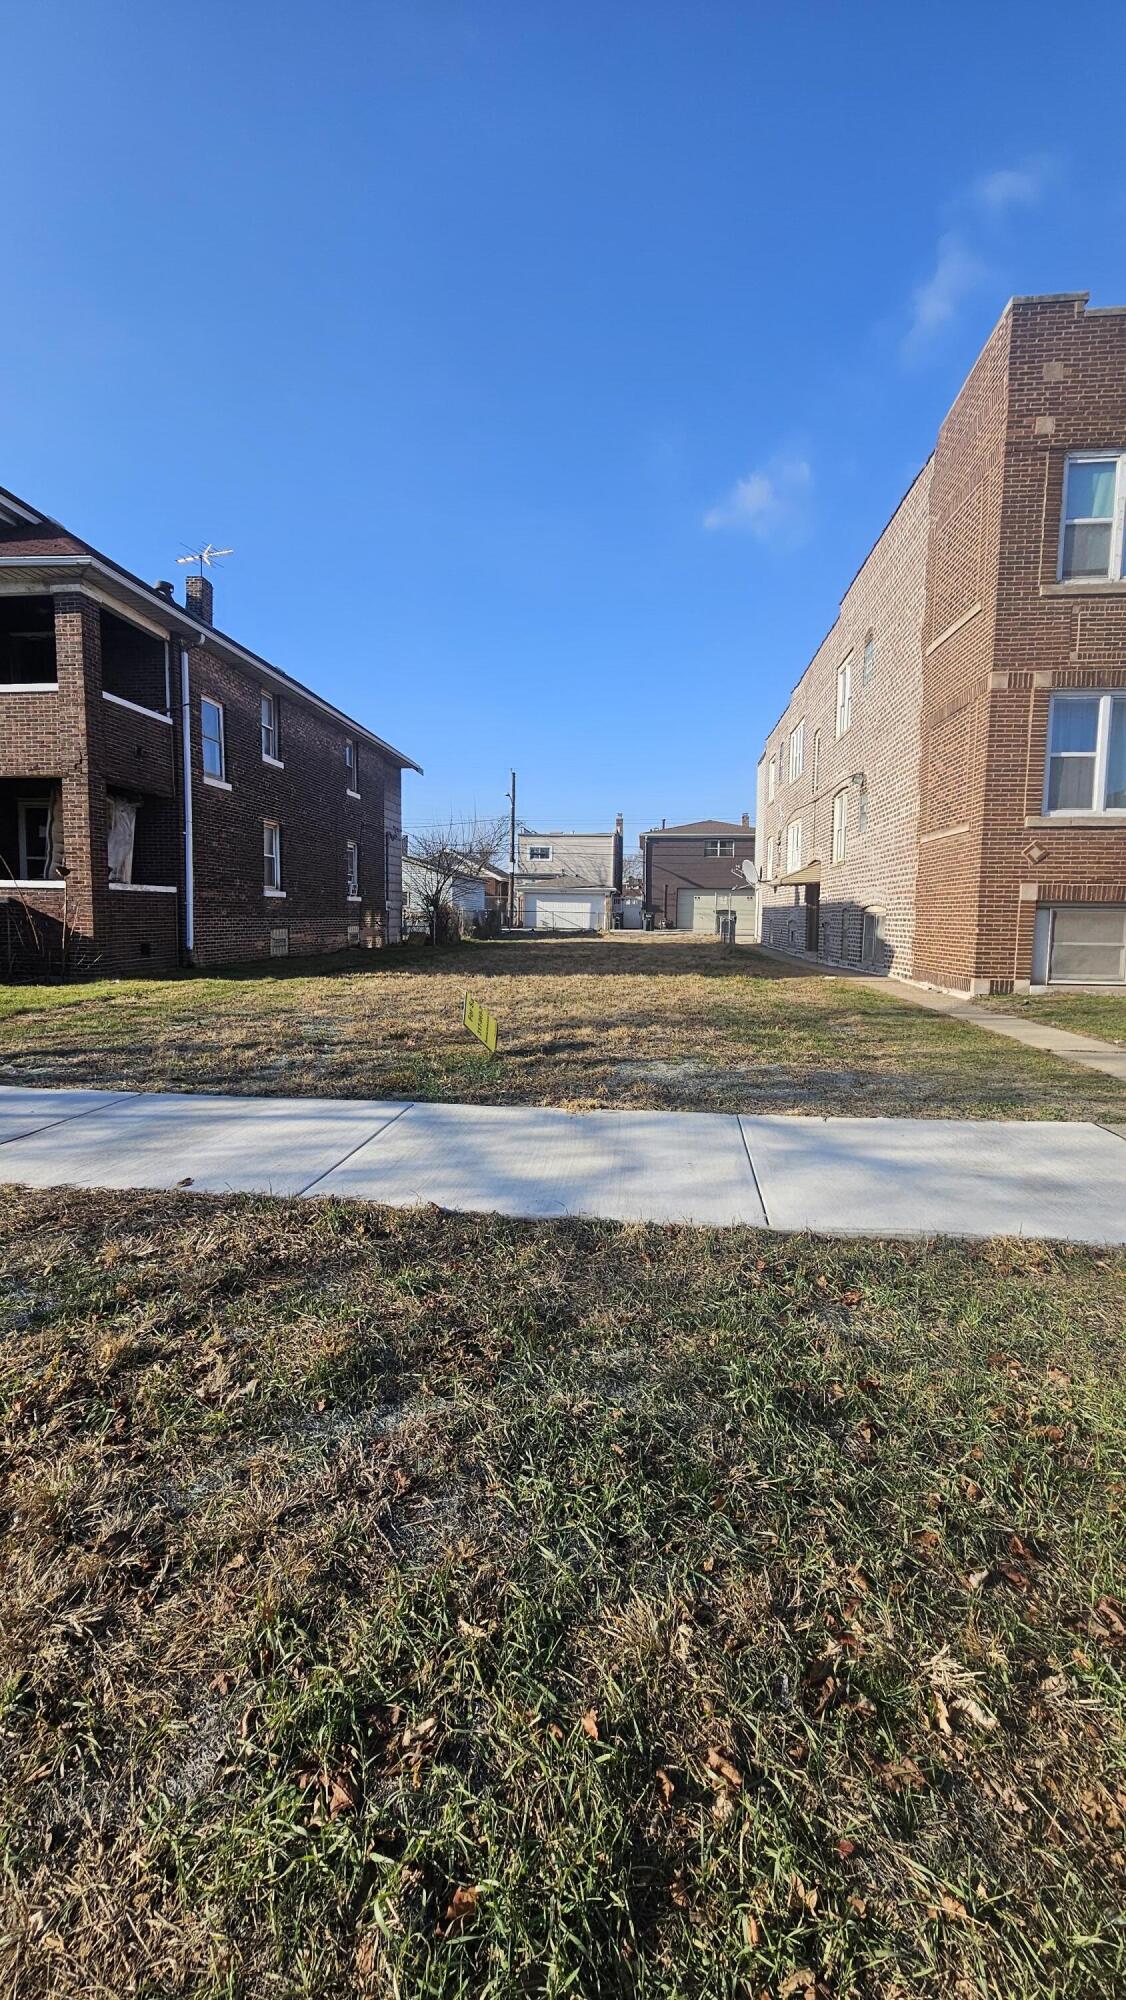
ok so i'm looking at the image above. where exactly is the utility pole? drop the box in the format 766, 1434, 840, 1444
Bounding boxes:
507, 769, 517, 929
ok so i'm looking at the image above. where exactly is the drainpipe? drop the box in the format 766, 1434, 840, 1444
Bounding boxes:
179, 645, 195, 960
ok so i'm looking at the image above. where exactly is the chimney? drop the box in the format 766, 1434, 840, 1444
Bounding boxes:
615, 813, 623, 836
741, 811, 750, 828
185, 573, 214, 625
152, 579, 175, 602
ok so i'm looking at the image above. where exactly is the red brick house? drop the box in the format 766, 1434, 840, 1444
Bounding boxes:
755, 293, 1126, 992
0, 483, 420, 975
640, 817, 756, 930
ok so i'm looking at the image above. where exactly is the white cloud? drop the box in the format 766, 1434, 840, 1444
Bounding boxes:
901, 232, 988, 360
703, 455, 813, 542
971, 159, 1052, 217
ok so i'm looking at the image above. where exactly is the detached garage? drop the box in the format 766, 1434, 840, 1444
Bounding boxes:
524, 891, 607, 933
675, 888, 756, 935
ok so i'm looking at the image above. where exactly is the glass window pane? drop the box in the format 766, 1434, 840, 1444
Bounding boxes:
1066, 460, 1117, 521
1062, 520, 1112, 578
1049, 698, 1099, 754
1107, 700, 1126, 811
1047, 755, 1095, 811
1050, 908, 1126, 982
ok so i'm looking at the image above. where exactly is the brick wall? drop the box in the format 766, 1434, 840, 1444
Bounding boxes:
185, 642, 399, 965
756, 460, 932, 976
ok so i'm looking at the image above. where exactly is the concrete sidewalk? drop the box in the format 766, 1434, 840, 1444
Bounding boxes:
2, 1085, 1125, 1244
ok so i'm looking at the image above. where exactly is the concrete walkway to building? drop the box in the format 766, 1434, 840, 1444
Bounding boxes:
2, 1085, 1125, 1245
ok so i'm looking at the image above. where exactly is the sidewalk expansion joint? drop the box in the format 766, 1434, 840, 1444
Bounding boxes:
294, 1102, 416, 1198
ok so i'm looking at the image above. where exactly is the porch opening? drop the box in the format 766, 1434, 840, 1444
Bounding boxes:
0, 595, 57, 686
100, 607, 169, 714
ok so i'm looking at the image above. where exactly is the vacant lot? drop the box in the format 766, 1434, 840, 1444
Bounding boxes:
1, 1190, 1123, 1998
3, 936, 1125, 1121
985, 989, 1126, 1049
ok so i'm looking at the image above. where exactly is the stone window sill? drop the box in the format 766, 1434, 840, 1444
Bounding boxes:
264, 886, 287, 898
262, 753, 285, 770
346, 788, 362, 801
203, 774, 232, 791
1025, 813, 1126, 827
1041, 580, 1126, 597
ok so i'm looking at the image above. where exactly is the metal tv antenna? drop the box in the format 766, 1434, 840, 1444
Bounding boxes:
176, 543, 234, 577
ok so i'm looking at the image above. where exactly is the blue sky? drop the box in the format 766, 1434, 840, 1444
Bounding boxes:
4, 3, 1123, 847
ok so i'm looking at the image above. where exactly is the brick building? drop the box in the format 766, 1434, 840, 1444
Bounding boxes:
755, 293, 1126, 993
640, 817, 756, 930
0, 484, 420, 975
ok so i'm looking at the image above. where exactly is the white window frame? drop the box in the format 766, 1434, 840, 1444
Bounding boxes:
527, 843, 553, 862
1058, 452, 1126, 583
767, 756, 777, 803
260, 690, 279, 762
1043, 691, 1126, 817
263, 819, 283, 893
765, 834, 774, 881
345, 736, 359, 793
704, 837, 735, 858
17, 796, 52, 880
831, 789, 848, 863
1035, 903, 1126, 986
784, 819, 802, 874
788, 720, 805, 783
346, 837, 360, 899
811, 731, 820, 794
201, 696, 226, 781
835, 656, 852, 739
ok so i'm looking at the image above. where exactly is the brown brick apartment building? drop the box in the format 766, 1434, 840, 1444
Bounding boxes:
640, 817, 756, 930
755, 293, 1126, 992
0, 484, 420, 975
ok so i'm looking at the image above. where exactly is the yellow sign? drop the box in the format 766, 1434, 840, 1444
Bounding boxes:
462, 990, 499, 1054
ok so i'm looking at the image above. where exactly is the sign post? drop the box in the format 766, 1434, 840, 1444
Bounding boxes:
462, 991, 499, 1055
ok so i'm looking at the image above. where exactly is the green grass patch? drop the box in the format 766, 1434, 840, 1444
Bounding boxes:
2, 935, 1125, 1121
983, 990, 1126, 1049
0, 1189, 1123, 1996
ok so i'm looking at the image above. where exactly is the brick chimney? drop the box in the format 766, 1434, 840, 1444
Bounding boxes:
185, 573, 214, 625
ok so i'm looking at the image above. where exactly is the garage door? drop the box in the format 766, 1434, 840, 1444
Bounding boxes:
676, 889, 755, 933
525, 892, 604, 932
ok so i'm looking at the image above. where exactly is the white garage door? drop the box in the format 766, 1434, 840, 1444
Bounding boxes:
676, 889, 755, 933
526, 892, 605, 932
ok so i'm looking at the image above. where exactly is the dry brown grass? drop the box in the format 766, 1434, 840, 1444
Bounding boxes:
3, 934, 1126, 1121
1, 1187, 1124, 1997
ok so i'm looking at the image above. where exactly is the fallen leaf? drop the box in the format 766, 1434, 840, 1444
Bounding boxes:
655, 1767, 675, 1806
939, 1891, 970, 1921
836, 1836, 856, 1859
933, 1691, 952, 1737
444, 1884, 480, 1930
580, 1709, 600, 1741
706, 1746, 742, 1788
742, 1911, 761, 1947
953, 1693, 997, 1731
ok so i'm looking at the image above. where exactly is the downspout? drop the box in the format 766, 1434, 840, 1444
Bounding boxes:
179, 645, 195, 960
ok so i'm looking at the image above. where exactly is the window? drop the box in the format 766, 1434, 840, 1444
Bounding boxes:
765, 835, 774, 881
835, 656, 852, 738
831, 790, 847, 863
345, 737, 358, 790
862, 908, 886, 967
784, 819, 802, 874
862, 631, 875, 684
788, 720, 805, 782
704, 837, 735, 857
0, 596, 57, 686
811, 730, 821, 793
260, 690, 278, 760
858, 783, 869, 833
17, 797, 52, 879
1045, 693, 1126, 814
767, 757, 777, 803
263, 820, 282, 891
346, 838, 359, 898
1059, 454, 1126, 582
201, 697, 226, 780
527, 843, 553, 862
1045, 905, 1126, 984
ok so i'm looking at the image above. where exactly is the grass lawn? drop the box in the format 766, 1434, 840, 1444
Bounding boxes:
2, 935, 1125, 1122
1, 1191, 1124, 1998
983, 990, 1126, 1049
